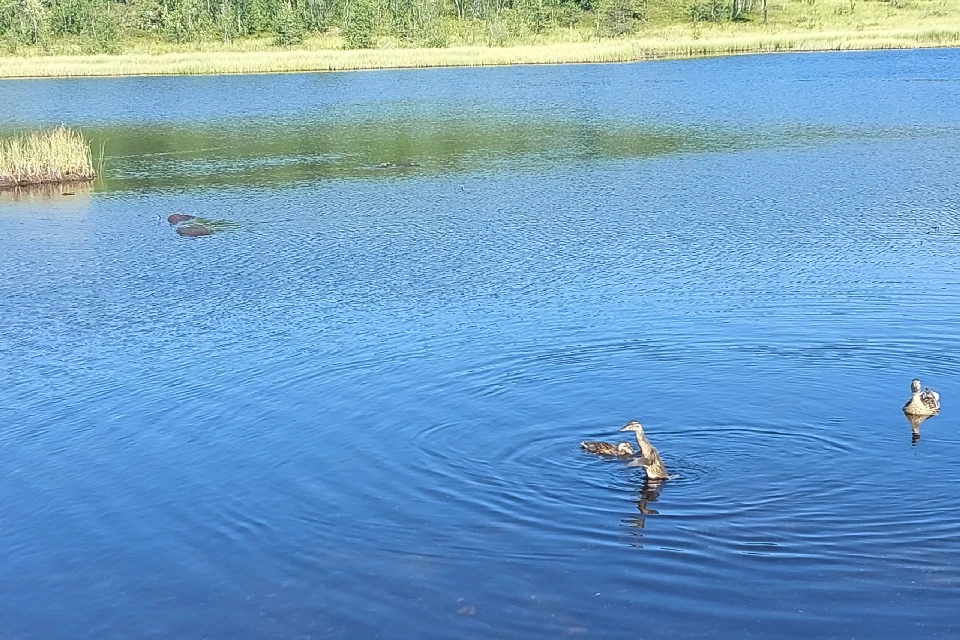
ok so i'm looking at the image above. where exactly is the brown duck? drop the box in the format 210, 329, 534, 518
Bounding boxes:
903, 378, 940, 417
620, 421, 669, 480
581, 441, 635, 457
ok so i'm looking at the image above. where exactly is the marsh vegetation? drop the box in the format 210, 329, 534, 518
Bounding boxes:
0, 126, 96, 188
0, 0, 957, 76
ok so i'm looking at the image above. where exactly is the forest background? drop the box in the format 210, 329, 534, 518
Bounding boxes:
2, 0, 957, 56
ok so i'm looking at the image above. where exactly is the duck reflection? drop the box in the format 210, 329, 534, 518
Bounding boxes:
624, 475, 666, 529
906, 413, 934, 445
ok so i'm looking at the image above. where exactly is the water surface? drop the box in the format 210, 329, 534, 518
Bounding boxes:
1, 50, 960, 639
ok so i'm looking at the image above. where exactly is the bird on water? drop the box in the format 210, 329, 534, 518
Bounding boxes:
620, 421, 669, 480
903, 378, 940, 417
581, 441, 635, 457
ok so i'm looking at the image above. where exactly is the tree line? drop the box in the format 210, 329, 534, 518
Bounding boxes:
0, 0, 763, 53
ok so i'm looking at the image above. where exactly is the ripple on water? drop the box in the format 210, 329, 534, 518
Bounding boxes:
3, 53, 960, 640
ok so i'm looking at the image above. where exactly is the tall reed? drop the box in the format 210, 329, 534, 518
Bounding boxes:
0, 127, 97, 188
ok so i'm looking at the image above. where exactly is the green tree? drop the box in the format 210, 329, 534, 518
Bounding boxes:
302, 0, 336, 31
133, 0, 165, 31
162, 0, 213, 41
388, 0, 445, 44
0, 0, 49, 46
82, 4, 122, 53
47, 0, 124, 51
689, 0, 728, 21
519, 0, 549, 33
344, 0, 375, 48
244, 0, 277, 34
595, 0, 640, 36
49, 0, 92, 36
274, 1, 306, 44
215, 0, 236, 42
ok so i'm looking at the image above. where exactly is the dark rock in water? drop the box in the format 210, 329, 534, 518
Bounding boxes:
168, 214, 196, 225
176, 225, 213, 237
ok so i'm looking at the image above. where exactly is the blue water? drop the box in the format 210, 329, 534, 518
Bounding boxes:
2, 50, 960, 639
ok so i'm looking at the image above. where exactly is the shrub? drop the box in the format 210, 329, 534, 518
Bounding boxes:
344, 0, 376, 48
82, 7, 122, 53
519, 0, 549, 33
132, 0, 164, 31
49, 0, 91, 36
595, 0, 641, 36
162, 0, 212, 42
689, 0, 727, 22
274, 2, 306, 45
0, 0, 49, 46
420, 25, 448, 46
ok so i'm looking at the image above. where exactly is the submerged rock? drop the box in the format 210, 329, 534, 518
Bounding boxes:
176, 224, 213, 237
168, 213, 196, 225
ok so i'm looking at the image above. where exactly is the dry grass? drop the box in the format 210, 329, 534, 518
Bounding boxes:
0, 0, 958, 78
0, 127, 97, 188
0, 29, 956, 79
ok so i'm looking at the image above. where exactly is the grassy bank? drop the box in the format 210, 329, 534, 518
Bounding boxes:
0, 0, 958, 78
0, 127, 97, 189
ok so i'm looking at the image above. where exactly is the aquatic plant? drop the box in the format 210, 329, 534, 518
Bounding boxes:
0, 127, 97, 188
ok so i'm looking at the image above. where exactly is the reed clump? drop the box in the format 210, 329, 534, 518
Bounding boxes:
0, 127, 97, 189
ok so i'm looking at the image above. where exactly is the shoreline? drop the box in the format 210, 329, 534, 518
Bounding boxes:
0, 28, 958, 80
0, 176, 95, 189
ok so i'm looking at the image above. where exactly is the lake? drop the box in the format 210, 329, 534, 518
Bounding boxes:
1, 50, 959, 639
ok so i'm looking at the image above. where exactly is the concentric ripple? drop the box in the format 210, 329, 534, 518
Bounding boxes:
2, 50, 960, 640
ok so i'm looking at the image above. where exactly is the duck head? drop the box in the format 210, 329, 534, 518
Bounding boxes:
911, 379, 922, 394
620, 420, 644, 435
616, 442, 635, 456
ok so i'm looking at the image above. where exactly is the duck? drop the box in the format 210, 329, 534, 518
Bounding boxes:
581, 441, 635, 457
620, 421, 669, 480
903, 378, 940, 417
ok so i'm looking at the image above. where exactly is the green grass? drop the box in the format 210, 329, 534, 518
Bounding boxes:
0, 127, 97, 188
0, 0, 957, 78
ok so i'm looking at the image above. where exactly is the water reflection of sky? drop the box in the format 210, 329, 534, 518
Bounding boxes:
2, 50, 960, 640
2, 49, 960, 127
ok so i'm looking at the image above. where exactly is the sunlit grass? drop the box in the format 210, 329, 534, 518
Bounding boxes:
0, 0, 957, 78
0, 127, 97, 188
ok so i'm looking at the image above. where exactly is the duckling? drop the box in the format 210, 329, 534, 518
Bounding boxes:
581, 441, 635, 457
620, 421, 668, 480
903, 378, 940, 417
